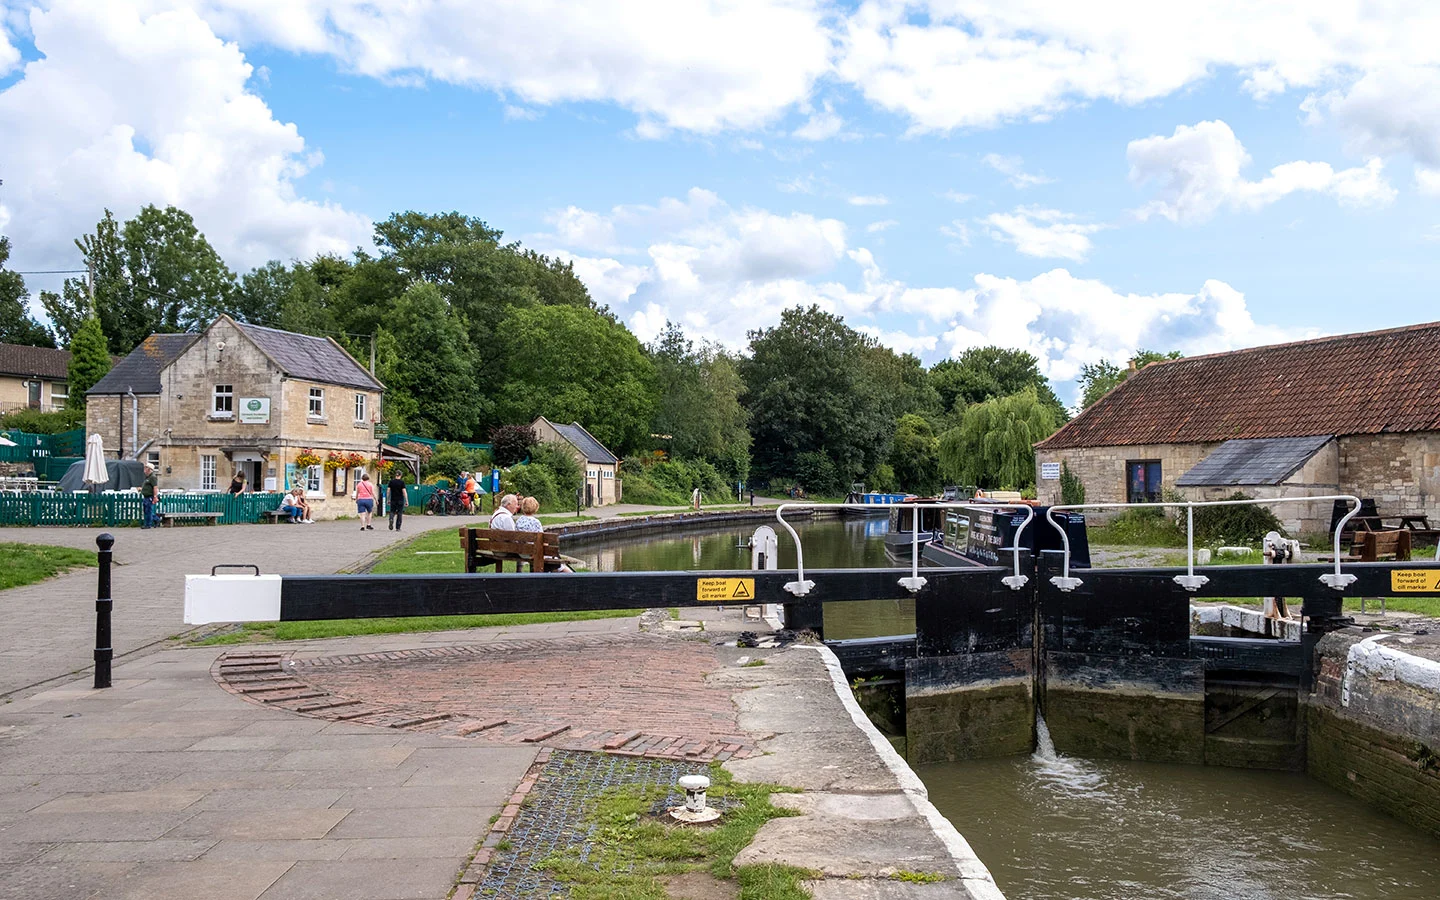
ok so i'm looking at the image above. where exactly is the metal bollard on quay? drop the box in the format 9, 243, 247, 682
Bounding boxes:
94, 532, 114, 689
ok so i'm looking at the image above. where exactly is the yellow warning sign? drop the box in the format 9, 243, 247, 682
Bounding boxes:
1391, 569, 1440, 592
696, 577, 755, 602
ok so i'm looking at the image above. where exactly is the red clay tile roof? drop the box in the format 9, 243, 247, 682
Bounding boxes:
0, 342, 70, 380
1037, 321, 1440, 450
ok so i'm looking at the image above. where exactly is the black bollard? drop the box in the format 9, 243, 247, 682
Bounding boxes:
94, 533, 114, 689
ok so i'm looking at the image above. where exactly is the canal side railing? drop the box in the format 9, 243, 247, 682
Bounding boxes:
0, 491, 286, 526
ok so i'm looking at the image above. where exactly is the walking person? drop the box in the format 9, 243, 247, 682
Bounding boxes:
387, 472, 408, 531
490, 493, 519, 531
140, 463, 158, 529
354, 472, 377, 530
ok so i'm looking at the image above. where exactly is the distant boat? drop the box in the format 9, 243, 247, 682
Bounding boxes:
842, 488, 911, 517
875, 494, 1092, 569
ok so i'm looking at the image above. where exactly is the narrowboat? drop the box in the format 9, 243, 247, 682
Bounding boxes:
921, 502, 1091, 568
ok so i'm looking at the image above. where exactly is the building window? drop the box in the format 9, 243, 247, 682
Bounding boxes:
1126, 460, 1162, 504
588, 469, 598, 478
51, 382, 68, 408
308, 388, 325, 419
213, 384, 234, 417
201, 455, 217, 491
26, 381, 40, 409
147, 451, 160, 471
354, 393, 366, 422
305, 464, 323, 494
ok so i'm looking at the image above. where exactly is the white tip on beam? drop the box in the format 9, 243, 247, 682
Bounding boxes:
184, 574, 282, 624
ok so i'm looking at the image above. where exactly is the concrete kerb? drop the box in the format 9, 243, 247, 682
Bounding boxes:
800, 644, 1006, 900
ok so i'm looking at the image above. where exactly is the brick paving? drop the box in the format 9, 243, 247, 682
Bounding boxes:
211, 633, 759, 762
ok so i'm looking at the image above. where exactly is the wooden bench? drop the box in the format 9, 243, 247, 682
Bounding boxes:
160, 511, 223, 527
459, 527, 564, 573
1318, 529, 1412, 563
260, 509, 292, 524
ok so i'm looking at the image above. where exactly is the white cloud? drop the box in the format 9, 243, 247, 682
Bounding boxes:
0, 23, 19, 76
1309, 67, 1440, 168
1128, 120, 1395, 223
0, 1, 371, 275
503, 104, 541, 121
982, 153, 1053, 188
858, 325, 936, 356
941, 190, 973, 203
848, 194, 889, 206
777, 175, 816, 194
866, 219, 898, 233
983, 207, 1102, 261
1417, 168, 1440, 197
939, 220, 971, 248
545, 206, 620, 252
792, 103, 844, 141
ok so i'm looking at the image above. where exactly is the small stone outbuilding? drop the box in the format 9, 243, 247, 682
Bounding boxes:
1034, 321, 1440, 535
87, 316, 384, 519
530, 416, 621, 506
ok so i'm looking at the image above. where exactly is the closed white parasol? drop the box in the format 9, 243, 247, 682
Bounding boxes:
0, 434, 16, 447
82, 433, 109, 487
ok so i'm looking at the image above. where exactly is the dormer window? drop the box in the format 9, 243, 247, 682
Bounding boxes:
212, 384, 234, 418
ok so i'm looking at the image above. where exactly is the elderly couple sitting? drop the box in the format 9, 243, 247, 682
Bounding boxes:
489, 493, 543, 532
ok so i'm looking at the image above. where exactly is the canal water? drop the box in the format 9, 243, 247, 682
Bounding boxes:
569, 516, 1440, 899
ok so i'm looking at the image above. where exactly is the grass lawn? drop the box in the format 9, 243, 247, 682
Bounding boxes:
616, 504, 779, 517
188, 524, 634, 646
0, 542, 97, 590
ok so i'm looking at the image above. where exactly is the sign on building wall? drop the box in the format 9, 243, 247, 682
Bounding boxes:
239, 398, 271, 424
1040, 462, 1061, 480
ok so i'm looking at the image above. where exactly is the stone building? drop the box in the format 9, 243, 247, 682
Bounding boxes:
0, 342, 72, 413
1034, 322, 1440, 535
87, 316, 384, 519
530, 416, 621, 506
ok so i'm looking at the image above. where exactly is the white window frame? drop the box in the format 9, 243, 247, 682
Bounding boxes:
308, 387, 325, 420
212, 384, 234, 418
305, 464, 323, 496
147, 451, 160, 471
201, 455, 217, 491
51, 382, 68, 406
354, 393, 367, 423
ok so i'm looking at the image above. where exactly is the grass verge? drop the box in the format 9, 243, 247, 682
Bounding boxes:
0, 542, 97, 590
539, 766, 818, 900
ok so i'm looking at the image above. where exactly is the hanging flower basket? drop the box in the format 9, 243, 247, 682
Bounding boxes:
323, 451, 346, 472
295, 449, 322, 468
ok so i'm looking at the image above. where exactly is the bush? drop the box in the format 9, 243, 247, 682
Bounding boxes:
490, 424, 537, 467
1059, 462, 1085, 506
529, 442, 582, 499
866, 463, 898, 494
1092, 506, 1185, 546
1192, 492, 1286, 544
0, 407, 85, 434
504, 463, 558, 508
426, 441, 489, 481
795, 451, 841, 496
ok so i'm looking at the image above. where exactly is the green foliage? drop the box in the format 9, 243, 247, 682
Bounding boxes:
0, 407, 85, 434
377, 282, 481, 440
0, 237, 56, 347
1078, 349, 1183, 408
1089, 506, 1185, 547
794, 450, 842, 495
1059, 461, 1086, 506
529, 440, 582, 498
504, 462, 559, 508
65, 315, 112, 406
930, 346, 1067, 423
1192, 492, 1286, 544
889, 413, 940, 494
489, 304, 655, 453
617, 456, 730, 506
0, 542, 97, 590
426, 441, 489, 480
938, 388, 1059, 490
490, 424, 538, 467
866, 462, 898, 493
741, 305, 895, 488
648, 322, 751, 482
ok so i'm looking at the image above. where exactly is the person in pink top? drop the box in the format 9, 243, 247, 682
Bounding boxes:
354, 472, 377, 530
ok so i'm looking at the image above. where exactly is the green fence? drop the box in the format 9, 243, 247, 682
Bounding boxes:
0, 492, 286, 527
383, 433, 492, 453
0, 428, 87, 465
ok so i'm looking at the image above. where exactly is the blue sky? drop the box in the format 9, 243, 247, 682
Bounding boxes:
4, 1, 1440, 403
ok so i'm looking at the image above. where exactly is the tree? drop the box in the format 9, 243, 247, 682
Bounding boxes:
938, 388, 1059, 490
889, 413, 941, 494
488, 304, 655, 454
0, 237, 56, 347
930, 347, 1066, 424
375, 282, 481, 441
648, 322, 751, 481
490, 424, 538, 467
65, 315, 111, 406
1077, 349, 1182, 408
741, 306, 894, 489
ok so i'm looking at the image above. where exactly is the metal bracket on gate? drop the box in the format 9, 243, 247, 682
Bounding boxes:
1049, 575, 1083, 592
1172, 574, 1209, 591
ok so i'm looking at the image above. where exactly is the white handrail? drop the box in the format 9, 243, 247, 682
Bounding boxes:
1042, 495, 1363, 592
775, 501, 1036, 597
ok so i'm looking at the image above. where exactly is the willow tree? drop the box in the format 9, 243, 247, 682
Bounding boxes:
938, 387, 1058, 490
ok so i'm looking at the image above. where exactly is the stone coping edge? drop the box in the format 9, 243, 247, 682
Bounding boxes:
802, 643, 1008, 900
553, 506, 843, 545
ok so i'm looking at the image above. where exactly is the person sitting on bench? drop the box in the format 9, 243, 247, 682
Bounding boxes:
280, 490, 305, 524
490, 493, 519, 530
514, 496, 543, 532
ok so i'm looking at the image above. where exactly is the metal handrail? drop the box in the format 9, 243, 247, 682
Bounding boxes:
1042, 495, 1363, 592
775, 501, 1035, 597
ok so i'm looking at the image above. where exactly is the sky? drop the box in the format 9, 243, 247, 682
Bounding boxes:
3, 1, 1440, 405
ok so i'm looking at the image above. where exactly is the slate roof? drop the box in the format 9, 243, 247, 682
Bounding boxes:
552, 421, 618, 465
234, 321, 383, 391
88, 333, 199, 395
0, 342, 70, 380
1037, 321, 1440, 450
1175, 435, 1334, 487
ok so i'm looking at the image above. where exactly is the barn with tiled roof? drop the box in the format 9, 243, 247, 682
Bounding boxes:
1033, 321, 1440, 534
